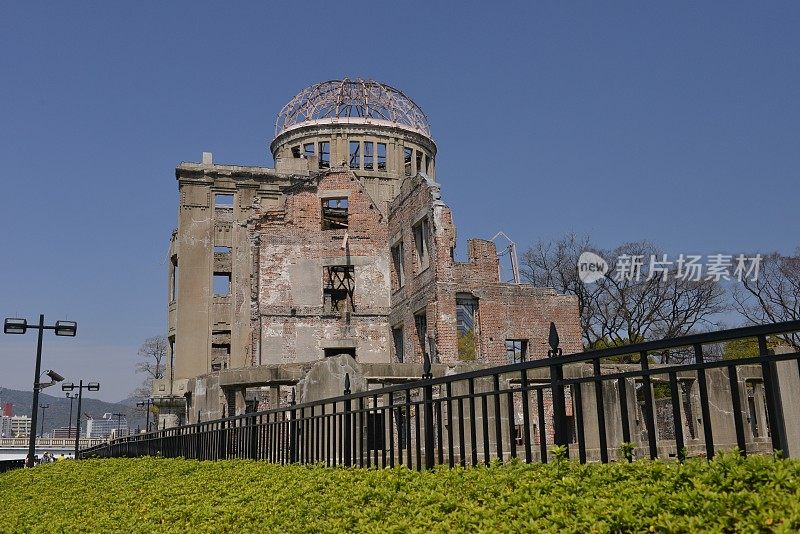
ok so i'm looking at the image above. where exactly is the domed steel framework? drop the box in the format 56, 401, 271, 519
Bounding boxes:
275, 79, 431, 139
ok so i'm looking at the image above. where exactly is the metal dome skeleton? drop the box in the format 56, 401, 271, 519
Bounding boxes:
275, 79, 432, 139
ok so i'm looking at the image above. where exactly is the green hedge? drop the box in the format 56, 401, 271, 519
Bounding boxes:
1, 453, 799, 532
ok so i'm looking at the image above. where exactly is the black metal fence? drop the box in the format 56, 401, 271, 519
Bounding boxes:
0, 459, 26, 474
81, 320, 800, 468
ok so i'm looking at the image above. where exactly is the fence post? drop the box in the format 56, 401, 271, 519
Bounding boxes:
289, 387, 297, 463
548, 322, 569, 456
422, 353, 435, 469
343, 373, 352, 467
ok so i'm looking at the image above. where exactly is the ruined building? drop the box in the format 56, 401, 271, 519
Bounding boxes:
155, 79, 581, 423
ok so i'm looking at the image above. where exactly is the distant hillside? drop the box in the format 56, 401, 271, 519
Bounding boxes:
0, 387, 148, 435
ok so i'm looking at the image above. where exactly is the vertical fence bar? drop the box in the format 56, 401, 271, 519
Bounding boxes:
758, 335, 788, 455
519, 369, 533, 464
592, 358, 609, 463
506, 389, 516, 460
639, 351, 658, 460
537, 387, 547, 463
573, 383, 586, 464
726, 364, 747, 456
618, 377, 631, 461
344, 375, 352, 467
405, 390, 412, 467
468, 378, 478, 467
694, 343, 715, 460
481, 391, 490, 466
668, 372, 685, 462
493, 374, 503, 462
388, 391, 395, 468
423, 358, 435, 469
446, 382, 454, 468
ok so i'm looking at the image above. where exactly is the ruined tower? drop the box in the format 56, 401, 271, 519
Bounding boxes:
159, 79, 580, 423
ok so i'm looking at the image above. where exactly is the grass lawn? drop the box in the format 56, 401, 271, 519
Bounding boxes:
1, 452, 799, 532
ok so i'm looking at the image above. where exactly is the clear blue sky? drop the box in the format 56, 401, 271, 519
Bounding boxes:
1, 2, 798, 401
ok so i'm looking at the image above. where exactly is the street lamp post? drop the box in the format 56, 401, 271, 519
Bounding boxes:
38, 404, 50, 437
136, 399, 155, 432
65, 393, 78, 438
62, 380, 99, 457
4, 315, 76, 467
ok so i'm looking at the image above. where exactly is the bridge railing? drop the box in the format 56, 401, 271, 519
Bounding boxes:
80, 320, 800, 468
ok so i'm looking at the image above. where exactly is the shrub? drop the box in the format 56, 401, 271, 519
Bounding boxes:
1, 453, 799, 532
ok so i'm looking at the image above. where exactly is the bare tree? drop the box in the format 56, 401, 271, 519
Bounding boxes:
133, 335, 167, 400
732, 250, 800, 349
522, 234, 726, 361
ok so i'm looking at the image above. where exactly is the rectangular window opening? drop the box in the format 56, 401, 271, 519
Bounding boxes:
323, 265, 355, 313
391, 241, 405, 290
214, 193, 234, 207
324, 347, 356, 358
425, 155, 431, 174
393, 327, 404, 363
213, 246, 231, 254
363, 141, 374, 170
457, 296, 478, 361
415, 152, 423, 175
403, 147, 413, 176
291, 146, 301, 158
377, 143, 387, 171
321, 197, 349, 230
318, 141, 330, 168
170, 255, 178, 303
213, 272, 231, 296
349, 141, 361, 168
413, 218, 430, 272
303, 143, 315, 157
505, 339, 527, 364
211, 343, 230, 371
414, 312, 427, 360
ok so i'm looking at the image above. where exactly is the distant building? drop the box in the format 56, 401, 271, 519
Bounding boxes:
51, 426, 78, 439
0, 416, 10, 438
85, 413, 129, 439
1, 415, 32, 438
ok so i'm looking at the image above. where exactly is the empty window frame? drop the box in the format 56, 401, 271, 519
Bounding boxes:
211, 343, 230, 371
349, 141, 361, 168
323, 265, 355, 313
391, 241, 405, 289
170, 255, 178, 303
505, 339, 527, 364
363, 141, 374, 170
213, 272, 231, 296
415, 151, 423, 174
425, 155, 431, 174
456, 296, 478, 361
321, 197, 348, 230
291, 145, 301, 158
414, 312, 427, 358
318, 141, 330, 168
377, 143, 387, 171
213, 246, 231, 254
214, 193, 234, 207
303, 143, 315, 157
324, 347, 356, 358
403, 147, 413, 176
393, 327, 404, 363
413, 218, 431, 271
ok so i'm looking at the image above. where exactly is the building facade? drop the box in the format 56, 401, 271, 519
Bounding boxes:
155, 79, 581, 423
85, 414, 129, 439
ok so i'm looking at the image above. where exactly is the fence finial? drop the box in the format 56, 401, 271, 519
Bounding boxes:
344, 373, 351, 395
548, 322, 562, 357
